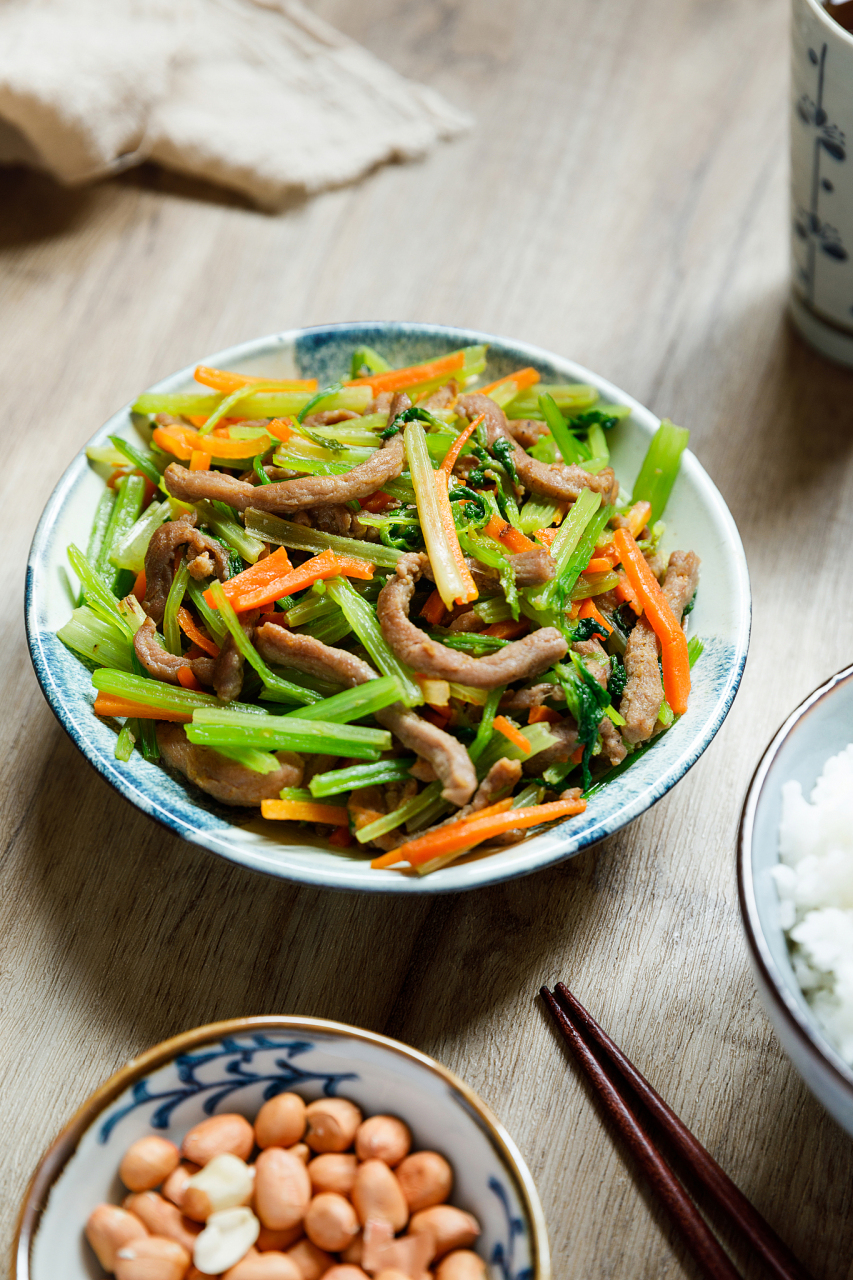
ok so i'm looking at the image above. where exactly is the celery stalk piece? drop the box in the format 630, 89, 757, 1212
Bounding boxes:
351, 345, 392, 377
284, 594, 340, 627
539, 394, 585, 466
133, 387, 373, 420
581, 457, 611, 475
475, 721, 558, 777
58, 606, 134, 671
268, 666, 343, 698
530, 488, 601, 612
108, 434, 162, 485
507, 383, 599, 418
448, 682, 489, 705
93, 668, 263, 715
68, 545, 135, 637
570, 570, 621, 601
207, 581, 321, 705
381, 478, 417, 504
355, 781, 443, 844
117, 595, 147, 634
553, 504, 614, 606
469, 687, 504, 763
188, 708, 391, 758
244, 510, 403, 568
114, 724, 137, 761
285, 675, 402, 723
212, 746, 282, 774
518, 498, 561, 535
96, 474, 145, 595
300, 610, 352, 647
309, 756, 416, 798
87, 444, 127, 469
472, 595, 512, 625
632, 419, 690, 523
185, 579, 227, 644
193, 500, 264, 564
513, 782, 544, 808
687, 636, 704, 668
272, 451, 374, 476
405, 421, 470, 612
163, 558, 191, 656
586, 422, 609, 464
85, 489, 116, 568
458, 530, 518, 619
325, 577, 422, 707
110, 500, 170, 573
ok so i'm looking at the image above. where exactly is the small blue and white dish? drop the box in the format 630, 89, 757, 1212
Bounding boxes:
14, 1015, 549, 1280
739, 663, 853, 1137
25, 321, 751, 892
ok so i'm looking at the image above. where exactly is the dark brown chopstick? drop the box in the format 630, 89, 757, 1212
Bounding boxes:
552, 983, 814, 1280
540, 986, 814, 1280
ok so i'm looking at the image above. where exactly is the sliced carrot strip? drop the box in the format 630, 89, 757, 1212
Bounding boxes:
613, 527, 690, 715
362, 490, 397, 514
189, 450, 212, 471
528, 706, 562, 725
492, 716, 532, 753
478, 367, 541, 397
624, 500, 652, 538
208, 547, 374, 614
577, 599, 613, 635
194, 365, 317, 394
534, 526, 559, 548
614, 575, 641, 614
266, 417, 294, 443
571, 745, 585, 764
177, 607, 220, 657
177, 667, 204, 691
154, 423, 272, 460
371, 797, 587, 869
261, 799, 350, 824
346, 350, 465, 394
133, 568, 147, 601
483, 619, 529, 640
329, 825, 354, 848
440, 413, 484, 474
420, 589, 447, 627
484, 514, 538, 555
583, 557, 613, 575
94, 694, 192, 723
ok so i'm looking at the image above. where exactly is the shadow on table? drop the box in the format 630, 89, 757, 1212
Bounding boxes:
0, 166, 96, 249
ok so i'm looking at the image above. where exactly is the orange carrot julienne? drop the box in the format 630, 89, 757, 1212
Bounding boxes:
420, 589, 447, 627
478, 367, 541, 397
571, 745, 585, 764
577, 599, 613, 635
534, 526, 559, 548
440, 413, 484, 474
371, 796, 587, 870
484, 515, 538, 555
209, 547, 374, 613
154, 423, 272, 461
194, 365, 317, 394
346, 350, 465, 393
205, 546, 293, 609
266, 417, 294, 442
177, 667, 205, 692
434, 469, 478, 605
362, 490, 397, 514
528, 706, 562, 725
261, 799, 350, 825
329, 825, 354, 848
615, 574, 641, 614
492, 716, 532, 753
624, 500, 653, 538
189, 449, 211, 471
613, 527, 691, 715
583, 557, 613, 575
177, 607, 220, 657
483, 619, 529, 640
94, 694, 192, 723
133, 568, 147, 602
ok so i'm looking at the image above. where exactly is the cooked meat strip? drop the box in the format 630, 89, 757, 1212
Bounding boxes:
456, 393, 618, 506
156, 723, 303, 806
504, 417, 550, 449
253, 624, 476, 806
191, 655, 216, 685
599, 717, 627, 766
523, 717, 579, 773
489, 781, 585, 848
300, 409, 361, 428
510, 549, 555, 587
366, 390, 394, 416
142, 512, 230, 624
499, 683, 566, 712
573, 637, 610, 689
133, 617, 215, 687
447, 609, 485, 633
419, 380, 458, 411
619, 549, 701, 744
376, 553, 567, 688
213, 609, 258, 702
474, 757, 522, 807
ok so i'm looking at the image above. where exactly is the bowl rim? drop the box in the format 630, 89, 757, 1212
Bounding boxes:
13, 1014, 551, 1280
737, 661, 853, 1098
802, 0, 853, 53
25, 319, 751, 893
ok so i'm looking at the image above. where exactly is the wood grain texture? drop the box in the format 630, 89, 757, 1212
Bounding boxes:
2, 0, 853, 1276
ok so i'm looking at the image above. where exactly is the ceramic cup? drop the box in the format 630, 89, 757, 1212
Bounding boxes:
790, 0, 853, 365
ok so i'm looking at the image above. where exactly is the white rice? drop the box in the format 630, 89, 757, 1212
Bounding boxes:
773, 743, 853, 1065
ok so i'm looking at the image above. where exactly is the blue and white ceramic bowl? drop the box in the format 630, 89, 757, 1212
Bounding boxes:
739, 664, 853, 1136
26, 322, 751, 892
15, 1015, 549, 1279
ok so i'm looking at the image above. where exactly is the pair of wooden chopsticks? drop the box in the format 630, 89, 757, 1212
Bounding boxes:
540, 983, 814, 1280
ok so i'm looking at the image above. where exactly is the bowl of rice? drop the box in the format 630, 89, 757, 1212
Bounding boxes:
739, 662, 853, 1135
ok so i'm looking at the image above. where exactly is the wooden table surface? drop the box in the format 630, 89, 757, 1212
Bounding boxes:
3, 0, 853, 1275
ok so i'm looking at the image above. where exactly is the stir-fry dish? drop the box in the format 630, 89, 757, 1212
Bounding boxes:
59, 344, 702, 875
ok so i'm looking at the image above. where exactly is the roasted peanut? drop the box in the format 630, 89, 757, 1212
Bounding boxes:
339, 1235, 363, 1265
354, 1115, 411, 1167
436, 1249, 488, 1279
183, 1153, 255, 1221
254, 1147, 311, 1230
257, 1224, 304, 1252
288, 1144, 310, 1164
162, 1161, 200, 1209
409, 1205, 480, 1259
304, 1098, 362, 1153
307, 1153, 357, 1197
303, 1191, 359, 1253
223, 1248, 302, 1279
395, 1150, 453, 1212
255, 1093, 307, 1150
351, 1159, 408, 1232
284, 1237, 334, 1280
114, 1235, 190, 1280
182, 1113, 255, 1166
119, 1137, 181, 1192
322, 1269, 370, 1280
85, 1204, 149, 1270
193, 1206, 261, 1273
123, 1191, 201, 1253
374, 1271, 414, 1280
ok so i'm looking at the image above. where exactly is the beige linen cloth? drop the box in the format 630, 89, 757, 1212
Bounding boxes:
0, 0, 470, 208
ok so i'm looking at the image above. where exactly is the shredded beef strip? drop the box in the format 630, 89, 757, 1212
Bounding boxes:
620, 549, 701, 744
600, 717, 627, 766
456, 393, 618, 506
133, 617, 215, 686
156, 723, 303, 806
376, 553, 567, 688
573, 637, 610, 689
447, 609, 486, 634
511, 548, 555, 587
522, 717, 579, 773
253, 625, 477, 806
418, 380, 458, 412
503, 417, 550, 449
499, 683, 566, 712
400, 758, 523, 849
142, 512, 230, 625
213, 609, 259, 702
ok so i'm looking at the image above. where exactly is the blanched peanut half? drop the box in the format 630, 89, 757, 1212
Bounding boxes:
303, 1192, 359, 1253
223, 1247, 301, 1279
354, 1116, 411, 1167
257, 1224, 304, 1252
85, 1204, 148, 1270
182, 1114, 255, 1166
304, 1098, 362, 1153
162, 1161, 201, 1209
307, 1153, 357, 1197
351, 1160, 408, 1233
323, 1269, 370, 1280
114, 1235, 190, 1280
255, 1094, 307, 1150
183, 1153, 255, 1221
436, 1249, 488, 1279
409, 1206, 480, 1260
193, 1206, 260, 1274
123, 1191, 201, 1253
283, 1238, 334, 1280
254, 1147, 311, 1230
395, 1151, 453, 1213
120, 1137, 182, 1192
288, 1144, 310, 1164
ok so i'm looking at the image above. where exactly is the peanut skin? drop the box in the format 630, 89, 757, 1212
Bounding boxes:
354, 1115, 411, 1167
223, 1249, 302, 1279
409, 1206, 480, 1259
435, 1249, 488, 1279
182, 1113, 255, 1166
322, 1269, 370, 1280
284, 1238, 334, 1280
113, 1234, 190, 1280
254, 1147, 311, 1230
161, 1161, 200, 1209
85, 1204, 148, 1270
119, 1137, 181, 1192
255, 1094, 307, 1150
257, 1223, 304, 1252
395, 1150, 453, 1213
351, 1159, 408, 1233
122, 1191, 200, 1253
303, 1192, 359, 1253
304, 1098, 362, 1154
307, 1153, 357, 1197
